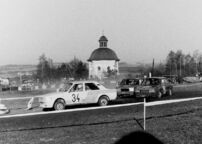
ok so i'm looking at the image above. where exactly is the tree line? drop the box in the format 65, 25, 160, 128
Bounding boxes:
35, 50, 202, 83
34, 54, 88, 83
152, 50, 202, 78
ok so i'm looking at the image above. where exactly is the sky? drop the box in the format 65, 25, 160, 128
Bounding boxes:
0, 0, 202, 66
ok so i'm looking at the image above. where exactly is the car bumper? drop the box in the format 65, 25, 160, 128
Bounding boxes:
119, 91, 134, 96
39, 102, 53, 108
39, 97, 54, 108
135, 92, 156, 98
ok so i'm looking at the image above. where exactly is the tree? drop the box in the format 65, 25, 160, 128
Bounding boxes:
36, 54, 52, 83
67, 57, 88, 80
152, 63, 165, 76
165, 50, 202, 77
165, 50, 176, 75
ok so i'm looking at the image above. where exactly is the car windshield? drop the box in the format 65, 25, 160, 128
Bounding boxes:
142, 78, 160, 86
59, 83, 73, 92
120, 79, 139, 85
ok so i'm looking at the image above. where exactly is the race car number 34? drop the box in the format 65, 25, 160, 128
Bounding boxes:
72, 94, 80, 102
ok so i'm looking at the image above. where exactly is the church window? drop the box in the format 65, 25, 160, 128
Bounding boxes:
104, 42, 107, 47
100, 42, 103, 47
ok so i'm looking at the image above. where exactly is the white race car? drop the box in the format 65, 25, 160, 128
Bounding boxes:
39, 81, 117, 110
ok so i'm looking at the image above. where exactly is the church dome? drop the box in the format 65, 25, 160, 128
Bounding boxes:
88, 35, 120, 62
88, 47, 120, 61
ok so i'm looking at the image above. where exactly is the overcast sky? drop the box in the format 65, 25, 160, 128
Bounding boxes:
0, 0, 202, 65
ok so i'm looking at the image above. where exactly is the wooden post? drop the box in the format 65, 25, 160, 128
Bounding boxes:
144, 98, 146, 130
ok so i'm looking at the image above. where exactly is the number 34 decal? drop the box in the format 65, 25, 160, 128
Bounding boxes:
72, 94, 80, 102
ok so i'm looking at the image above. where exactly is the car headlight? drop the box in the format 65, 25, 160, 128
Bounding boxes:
129, 88, 134, 91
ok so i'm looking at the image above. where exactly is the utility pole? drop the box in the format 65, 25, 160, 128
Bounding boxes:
170, 61, 171, 79
180, 57, 182, 77
151, 58, 154, 76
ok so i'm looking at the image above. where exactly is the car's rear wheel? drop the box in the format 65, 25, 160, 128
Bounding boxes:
54, 99, 65, 110
98, 96, 109, 106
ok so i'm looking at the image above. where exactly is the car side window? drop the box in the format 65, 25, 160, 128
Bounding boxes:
85, 83, 99, 91
69, 83, 83, 92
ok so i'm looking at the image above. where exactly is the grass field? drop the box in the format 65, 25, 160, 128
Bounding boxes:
0, 99, 202, 144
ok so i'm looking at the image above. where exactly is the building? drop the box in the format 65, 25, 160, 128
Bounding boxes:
88, 35, 120, 79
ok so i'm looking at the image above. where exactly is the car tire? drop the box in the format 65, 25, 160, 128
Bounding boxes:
157, 91, 162, 98
98, 96, 109, 106
168, 89, 173, 96
54, 99, 65, 110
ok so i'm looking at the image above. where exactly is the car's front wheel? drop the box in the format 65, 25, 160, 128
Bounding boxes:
54, 99, 65, 110
98, 96, 109, 106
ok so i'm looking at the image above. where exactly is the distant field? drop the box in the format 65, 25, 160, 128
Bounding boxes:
0, 64, 36, 78
0, 89, 55, 99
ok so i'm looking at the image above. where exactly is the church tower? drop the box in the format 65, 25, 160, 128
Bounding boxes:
99, 35, 108, 48
88, 35, 120, 79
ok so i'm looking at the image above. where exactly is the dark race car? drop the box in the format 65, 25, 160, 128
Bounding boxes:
135, 77, 173, 98
117, 78, 142, 97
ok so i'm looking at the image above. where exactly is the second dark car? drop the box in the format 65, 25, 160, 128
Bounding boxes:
117, 78, 141, 97
135, 77, 173, 98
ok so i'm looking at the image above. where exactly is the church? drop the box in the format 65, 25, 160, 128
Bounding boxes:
88, 35, 120, 79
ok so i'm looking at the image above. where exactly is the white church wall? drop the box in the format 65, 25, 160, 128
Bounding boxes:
89, 60, 119, 79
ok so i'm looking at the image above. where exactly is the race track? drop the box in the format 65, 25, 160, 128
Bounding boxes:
0, 89, 202, 144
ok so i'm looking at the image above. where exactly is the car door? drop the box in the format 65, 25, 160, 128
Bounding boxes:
84, 82, 100, 103
67, 83, 87, 105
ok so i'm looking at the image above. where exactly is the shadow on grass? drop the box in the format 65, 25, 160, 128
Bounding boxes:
115, 131, 163, 144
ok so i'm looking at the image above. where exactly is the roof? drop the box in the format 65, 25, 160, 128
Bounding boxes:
88, 48, 120, 61
99, 35, 108, 42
